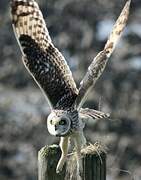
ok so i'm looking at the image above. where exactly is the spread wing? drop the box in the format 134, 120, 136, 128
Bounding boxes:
74, 0, 131, 109
79, 108, 110, 120
11, 0, 78, 109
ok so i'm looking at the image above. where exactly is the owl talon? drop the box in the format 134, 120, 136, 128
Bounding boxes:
56, 167, 61, 174
56, 163, 64, 174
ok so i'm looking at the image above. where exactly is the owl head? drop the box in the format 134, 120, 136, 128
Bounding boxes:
47, 110, 72, 137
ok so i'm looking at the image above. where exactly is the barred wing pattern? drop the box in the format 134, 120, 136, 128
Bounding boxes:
11, 0, 78, 109
80, 108, 110, 120
75, 0, 131, 109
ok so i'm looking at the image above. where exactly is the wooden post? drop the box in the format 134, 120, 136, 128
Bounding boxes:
82, 151, 106, 180
38, 144, 106, 180
38, 145, 66, 180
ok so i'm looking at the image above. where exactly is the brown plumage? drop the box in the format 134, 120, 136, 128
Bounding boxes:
11, 0, 131, 174
11, 0, 78, 109
74, 0, 131, 109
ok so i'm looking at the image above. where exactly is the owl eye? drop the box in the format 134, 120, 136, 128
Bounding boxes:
59, 119, 67, 125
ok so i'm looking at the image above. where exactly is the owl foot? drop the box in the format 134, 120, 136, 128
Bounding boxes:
56, 157, 66, 173
56, 165, 63, 174
56, 136, 69, 173
56, 154, 67, 173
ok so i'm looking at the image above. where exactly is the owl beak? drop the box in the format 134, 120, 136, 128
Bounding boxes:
55, 125, 58, 131
55, 133, 61, 137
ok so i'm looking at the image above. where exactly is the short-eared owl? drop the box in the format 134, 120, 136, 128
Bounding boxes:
11, 0, 131, 173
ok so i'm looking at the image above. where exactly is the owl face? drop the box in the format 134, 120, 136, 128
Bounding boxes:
47, 110, 71, 137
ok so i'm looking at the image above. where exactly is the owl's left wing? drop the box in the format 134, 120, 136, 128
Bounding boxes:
79, 108, 110, 120
74, 0, 131, 109
11, 0, 78, 109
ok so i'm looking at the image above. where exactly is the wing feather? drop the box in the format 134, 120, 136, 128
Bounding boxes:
75, 0, 131, 109
11, 0, 78, 109
80, 108, 110, 120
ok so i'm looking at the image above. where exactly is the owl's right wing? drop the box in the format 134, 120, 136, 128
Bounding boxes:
74, 0, 131, 109
11, 0, 78, 109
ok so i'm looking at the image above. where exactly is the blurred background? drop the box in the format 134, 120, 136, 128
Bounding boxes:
0, 0, 141, 179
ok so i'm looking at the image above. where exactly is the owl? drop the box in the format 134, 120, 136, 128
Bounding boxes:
11, 0, 130, 173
